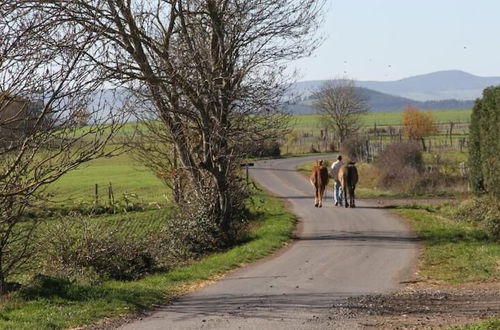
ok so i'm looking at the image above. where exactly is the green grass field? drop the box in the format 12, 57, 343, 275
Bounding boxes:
284, 108, 472, 154
291, 108, 472, 129
46, 152, 167, 206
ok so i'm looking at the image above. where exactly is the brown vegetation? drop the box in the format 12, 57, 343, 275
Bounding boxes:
374, 142, 425, 193
402, 105, 438, 151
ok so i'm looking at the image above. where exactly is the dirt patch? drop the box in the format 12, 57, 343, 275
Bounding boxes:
326, 284, 500, 329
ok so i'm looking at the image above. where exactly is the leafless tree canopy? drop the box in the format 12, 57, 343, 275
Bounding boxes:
313, 79, 368, 144
0, 3, 124, 292
2, 0, 325, 235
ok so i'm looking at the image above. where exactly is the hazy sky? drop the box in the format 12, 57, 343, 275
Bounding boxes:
291, 0, 500, 81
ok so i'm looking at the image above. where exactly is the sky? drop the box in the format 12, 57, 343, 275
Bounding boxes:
291, 0, 500, 82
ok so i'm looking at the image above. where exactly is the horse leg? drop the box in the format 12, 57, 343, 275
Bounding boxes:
314, 186, 319, 207
348, 186, 355, 208
351, 186, 356, 208
343, 183, 349, 208
318, 187, 324, 207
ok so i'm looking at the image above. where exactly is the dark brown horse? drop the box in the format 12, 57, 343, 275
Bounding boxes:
338, 161, 358, 208
310, 160, 329, 207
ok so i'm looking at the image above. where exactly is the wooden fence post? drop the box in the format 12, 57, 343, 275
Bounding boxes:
94, 183, 99, 206
108, 182, 114, 206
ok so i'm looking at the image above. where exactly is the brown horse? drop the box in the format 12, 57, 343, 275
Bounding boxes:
310, 160, 329, 207
338, 161, 358, 208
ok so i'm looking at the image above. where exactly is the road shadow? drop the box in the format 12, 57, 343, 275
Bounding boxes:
251, 167, 299, 172
294, 232, 420, 244
349, 205, 393, 209
277, 195, 314, 200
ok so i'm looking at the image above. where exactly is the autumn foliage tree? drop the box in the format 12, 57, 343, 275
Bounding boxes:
402, 106, 437, 151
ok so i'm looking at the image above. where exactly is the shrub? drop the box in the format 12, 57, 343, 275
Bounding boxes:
340, 135, 368, 162
451, 197, 500, 241
163, 201, 248, 260
37, 216, 159, 282
156, 178, 250, 267
248, 140, 281, 157
328, 141, 336, 152
356, 162, 378, 189
158, 206, 225, 264
309, 144, 319, 153
374, 142, 424, 193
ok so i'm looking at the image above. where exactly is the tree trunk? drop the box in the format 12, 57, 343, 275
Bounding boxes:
213, 166, 232, 235
421, 137, 427, 151
218, 188, 232, 234
0, 269, 5, 295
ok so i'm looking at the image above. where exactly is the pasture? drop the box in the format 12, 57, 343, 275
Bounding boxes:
292, 108, 472, 129
46, 152, 167, 206
284, 108, 472, 155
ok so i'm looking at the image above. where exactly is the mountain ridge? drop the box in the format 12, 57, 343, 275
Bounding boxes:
291, 70, 500, 102
285, 86, 474, 114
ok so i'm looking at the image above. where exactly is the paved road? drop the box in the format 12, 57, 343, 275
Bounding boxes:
120, 155, 419, 329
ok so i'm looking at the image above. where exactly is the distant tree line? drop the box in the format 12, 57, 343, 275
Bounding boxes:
468, 86, 500, 198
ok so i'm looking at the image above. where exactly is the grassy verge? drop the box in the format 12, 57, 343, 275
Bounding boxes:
453, 318, 500, 330
0, 188, 296, 329
394, 207, 500, 283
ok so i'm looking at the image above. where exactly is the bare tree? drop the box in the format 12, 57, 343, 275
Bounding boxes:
0, 4, 123, 293
10, 0, 325, 238
313, 79, 368, 146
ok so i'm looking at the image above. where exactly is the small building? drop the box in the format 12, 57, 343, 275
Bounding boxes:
0, 93, 44, 146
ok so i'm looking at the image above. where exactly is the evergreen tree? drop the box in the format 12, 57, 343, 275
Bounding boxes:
480, 87, 500, 198
468, 98, 484, 194
469, 86, 500, 198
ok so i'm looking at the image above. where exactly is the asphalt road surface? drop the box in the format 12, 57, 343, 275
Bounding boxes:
120, 155, 419, 329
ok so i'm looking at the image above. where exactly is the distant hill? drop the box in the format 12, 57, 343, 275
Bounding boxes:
290, 70, 500, 102
358, 70, 500, 101
357, 87, 474, 111
285, 86, 474, 114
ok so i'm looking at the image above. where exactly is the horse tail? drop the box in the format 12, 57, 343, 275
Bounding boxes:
319, 167, 329, 186
346, 164, 358, 187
